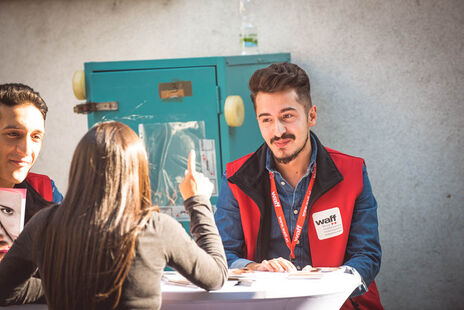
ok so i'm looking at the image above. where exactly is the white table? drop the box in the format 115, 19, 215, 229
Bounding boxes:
161, 270, 361, 310
0, 270, 360, 310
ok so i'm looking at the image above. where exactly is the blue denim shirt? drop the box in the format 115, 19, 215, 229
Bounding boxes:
51, 180, 63, 203
215, 134, 381, 296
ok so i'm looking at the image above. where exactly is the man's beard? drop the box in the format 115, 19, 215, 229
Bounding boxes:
272, 132, 309, 165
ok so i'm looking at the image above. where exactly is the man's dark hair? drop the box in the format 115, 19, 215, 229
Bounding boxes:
0, 83, 48, 120
249, 62, 312, 113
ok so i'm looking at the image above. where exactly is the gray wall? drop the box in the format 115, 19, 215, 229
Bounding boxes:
1, 0, 463, 308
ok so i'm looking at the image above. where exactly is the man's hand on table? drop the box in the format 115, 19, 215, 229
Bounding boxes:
302, 265, 313, 272
246, 257, 297, 272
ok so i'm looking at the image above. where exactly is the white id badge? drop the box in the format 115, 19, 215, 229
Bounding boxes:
312, 207, 343, 240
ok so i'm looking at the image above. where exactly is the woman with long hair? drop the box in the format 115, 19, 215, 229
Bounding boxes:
0, 121, 227, 309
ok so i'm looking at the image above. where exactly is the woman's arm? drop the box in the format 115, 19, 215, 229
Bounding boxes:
162, 197, 228, 290
165, 150, 227, 290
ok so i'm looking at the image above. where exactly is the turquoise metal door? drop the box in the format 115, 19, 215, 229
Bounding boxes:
86, 66, 221, 209
87, 66, 218, 131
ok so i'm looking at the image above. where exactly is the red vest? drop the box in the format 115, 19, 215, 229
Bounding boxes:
25, 172, 53, 202
227, 149, 383, 310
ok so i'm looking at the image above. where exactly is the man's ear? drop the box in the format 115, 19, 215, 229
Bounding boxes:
308, 105, 317, 126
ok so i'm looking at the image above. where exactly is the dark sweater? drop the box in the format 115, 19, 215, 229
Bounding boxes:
0, 195, 227, 309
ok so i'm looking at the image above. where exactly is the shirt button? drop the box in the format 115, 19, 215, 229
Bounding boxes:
293, 209, 298, 215
297, 266, 301, 270
280, 181, 286, 186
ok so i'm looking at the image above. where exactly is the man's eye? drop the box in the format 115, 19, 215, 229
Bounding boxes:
282, 114, 294, 120
0, 206, 14, 216
6, 132, 20, 138
32, 135, 43, 141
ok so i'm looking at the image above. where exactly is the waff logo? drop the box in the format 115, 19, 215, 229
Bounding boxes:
314, 214, 337, 226
312, 207, 343, 240
271, 191, 281, 208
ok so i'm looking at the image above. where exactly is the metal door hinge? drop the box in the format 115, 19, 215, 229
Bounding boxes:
73, 101, 118, 114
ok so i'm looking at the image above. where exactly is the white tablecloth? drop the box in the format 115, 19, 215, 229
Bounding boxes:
0, 270, 360, 310
161, 270, 360, 310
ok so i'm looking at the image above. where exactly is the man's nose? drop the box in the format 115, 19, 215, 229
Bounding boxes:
274, 120, 286, 136
16, 136, 32, 156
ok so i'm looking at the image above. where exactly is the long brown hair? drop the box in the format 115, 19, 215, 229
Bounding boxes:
41, 122, 154, 309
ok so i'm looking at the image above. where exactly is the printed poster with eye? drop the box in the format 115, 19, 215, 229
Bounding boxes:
0, 188, 26, 248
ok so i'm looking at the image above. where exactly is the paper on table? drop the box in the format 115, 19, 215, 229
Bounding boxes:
228, 267, 344, 281
162, 271, 198, 288
286, 267, 344, 279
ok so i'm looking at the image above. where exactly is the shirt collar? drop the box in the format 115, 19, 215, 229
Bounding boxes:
265, 131, 318, 176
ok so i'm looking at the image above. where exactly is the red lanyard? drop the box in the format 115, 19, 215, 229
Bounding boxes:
269, 163, 317, 260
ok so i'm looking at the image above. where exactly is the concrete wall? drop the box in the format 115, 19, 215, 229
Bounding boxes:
1, 0, 463, 308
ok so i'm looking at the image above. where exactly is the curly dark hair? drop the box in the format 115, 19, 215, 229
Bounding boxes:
0, 83, 48, 120
249, 62, 312, 113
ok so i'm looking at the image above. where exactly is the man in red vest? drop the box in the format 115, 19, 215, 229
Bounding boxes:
215, 63, 383, 309
0, 84, 62, 260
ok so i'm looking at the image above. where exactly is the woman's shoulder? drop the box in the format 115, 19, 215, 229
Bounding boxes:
19, 205, 58, 249
144, 211, 185, 235
136, 211, 188, 255
25, 204, 58, 230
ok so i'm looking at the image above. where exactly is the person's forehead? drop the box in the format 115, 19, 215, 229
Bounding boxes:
0, 192, 21, 211
255, 89, 304, 115
0, 103, 45, 132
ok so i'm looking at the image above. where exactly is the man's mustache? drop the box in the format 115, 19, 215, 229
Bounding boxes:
271, 133, 295, 144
